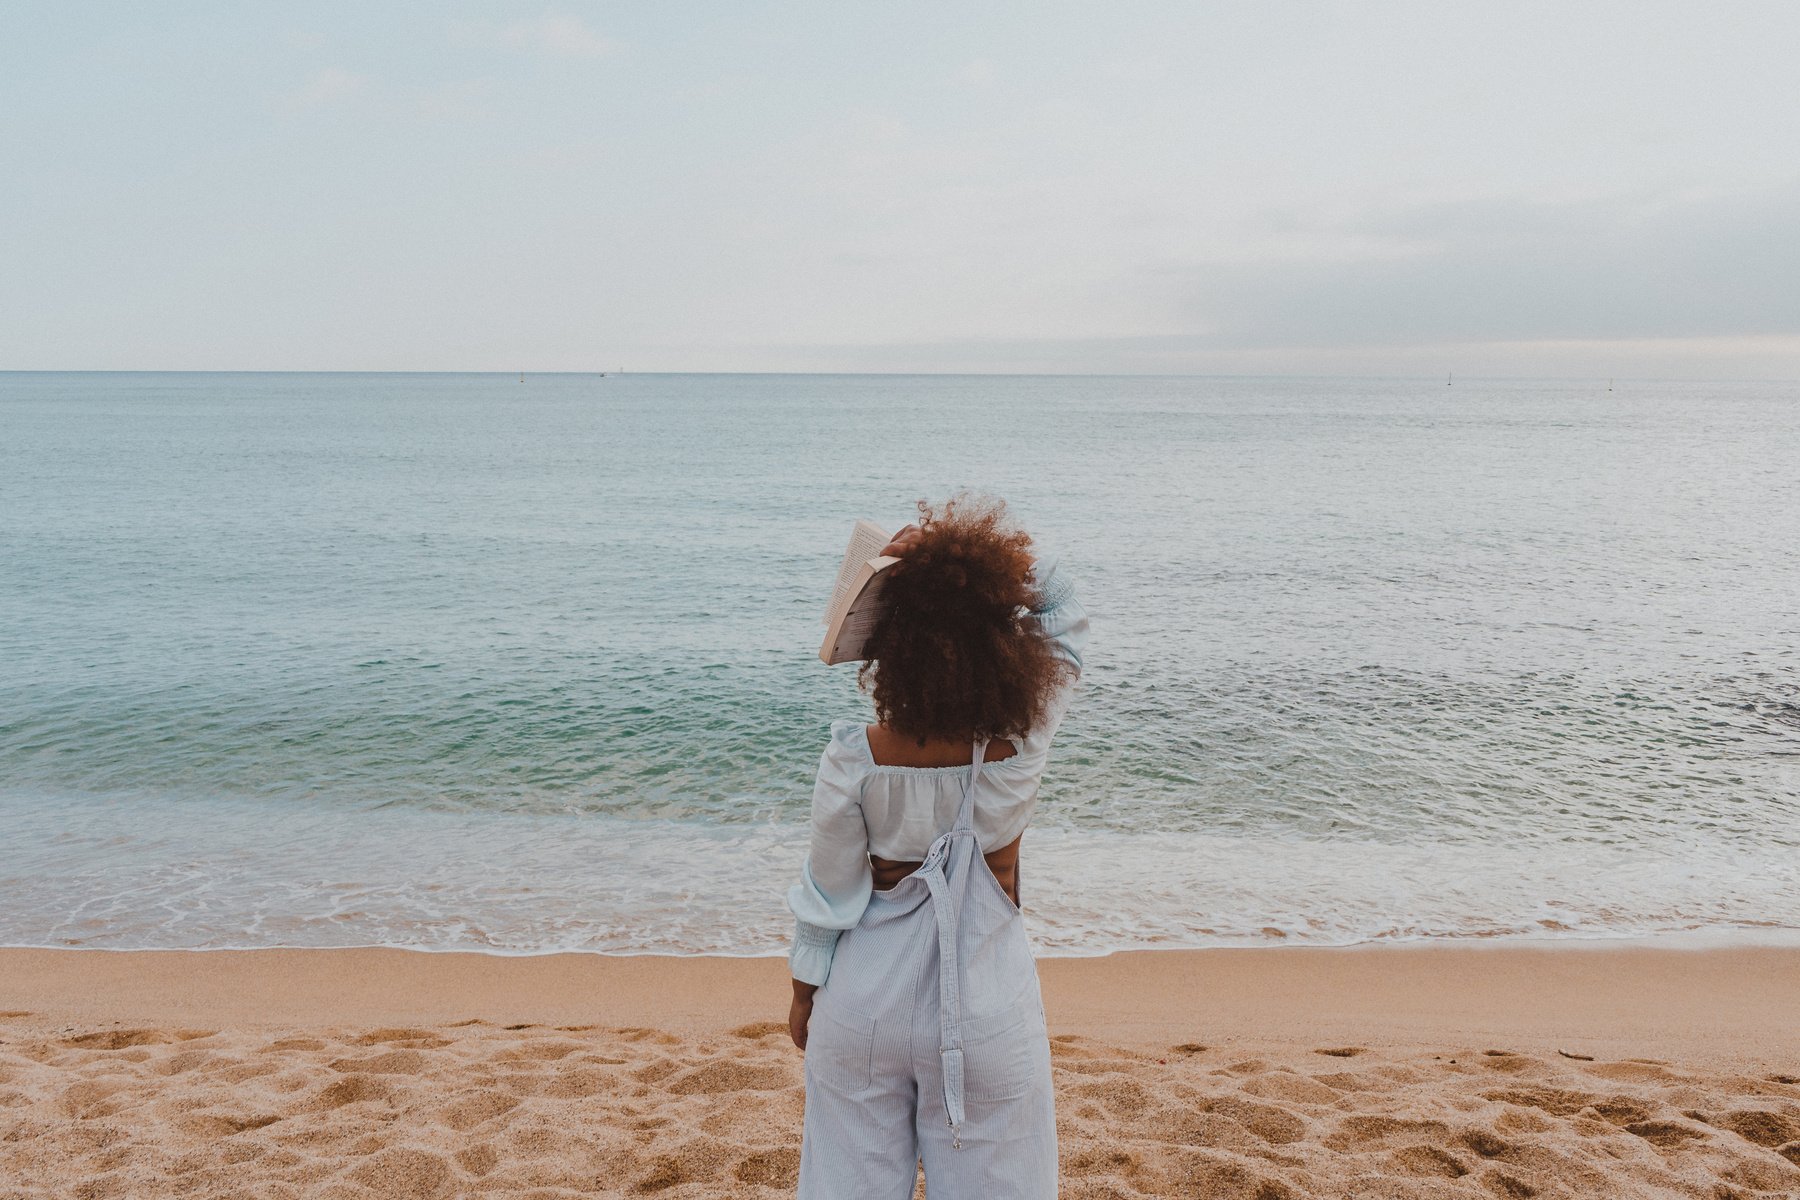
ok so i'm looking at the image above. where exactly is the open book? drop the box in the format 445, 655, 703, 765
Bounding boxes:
819, 519, 900, 664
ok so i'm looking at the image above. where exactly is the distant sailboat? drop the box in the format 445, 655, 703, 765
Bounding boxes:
519, 373, 525, 383
1447, 372, 1453, 387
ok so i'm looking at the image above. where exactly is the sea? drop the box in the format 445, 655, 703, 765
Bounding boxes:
2, 372, 1798, 957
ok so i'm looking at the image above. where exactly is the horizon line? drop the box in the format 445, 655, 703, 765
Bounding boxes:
3, 369, 1796, 385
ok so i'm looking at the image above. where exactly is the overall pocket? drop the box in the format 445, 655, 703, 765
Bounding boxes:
959, 995, 1046, 1103
804, 1003, 877, 1094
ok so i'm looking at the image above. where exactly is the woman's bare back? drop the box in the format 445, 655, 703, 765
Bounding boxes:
863, 725, 1024, 905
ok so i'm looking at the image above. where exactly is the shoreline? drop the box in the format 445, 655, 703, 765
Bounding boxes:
10, 921, 1800, 955
5, 942, 1797, 1065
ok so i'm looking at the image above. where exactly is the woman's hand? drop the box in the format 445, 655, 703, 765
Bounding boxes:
879, 524, 923, 559
788, 980, 818, 1050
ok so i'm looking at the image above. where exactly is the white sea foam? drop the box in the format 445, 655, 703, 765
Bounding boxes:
6, 793, 1797, 956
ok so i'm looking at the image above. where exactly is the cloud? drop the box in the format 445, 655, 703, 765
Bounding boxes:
957, 59, 998, 87
1173, 185, 1800, 349
721, 331, 1800, 379
285, 67, 365, 109
453, 14, 616, 59
414, 79, 495, 121
714, 183, 1800, 377
1097, 57, 1166, 83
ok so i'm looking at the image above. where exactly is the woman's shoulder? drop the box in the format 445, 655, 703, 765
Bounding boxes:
819, 719, 874, 772
808, 720, 874, 811
826, 717, 869, 745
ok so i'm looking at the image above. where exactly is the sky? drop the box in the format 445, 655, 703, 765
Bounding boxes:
3, 2, 1798, 376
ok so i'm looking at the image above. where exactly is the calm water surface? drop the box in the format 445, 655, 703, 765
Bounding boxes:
2, 372, 1797, 953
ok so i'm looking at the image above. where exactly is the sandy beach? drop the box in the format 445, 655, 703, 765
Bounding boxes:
3, 944, 1798, 1198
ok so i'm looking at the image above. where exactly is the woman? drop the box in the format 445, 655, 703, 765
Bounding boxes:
786, 494, 1089, 1198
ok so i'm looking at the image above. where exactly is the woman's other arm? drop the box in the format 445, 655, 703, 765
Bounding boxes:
1027, 557, 1088, 677
1016, 558, 1088, 766
1014, 558, 1086, 905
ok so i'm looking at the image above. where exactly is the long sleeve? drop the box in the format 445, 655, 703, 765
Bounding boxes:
1028, 559, 1087, 675
1022, 560, 1089, 755
785, 722, 872, 986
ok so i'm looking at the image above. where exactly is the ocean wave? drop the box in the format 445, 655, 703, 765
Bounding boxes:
5, 793, 1796, 956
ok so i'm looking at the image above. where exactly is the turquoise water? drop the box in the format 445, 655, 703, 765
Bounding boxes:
2, 371, 1797, 953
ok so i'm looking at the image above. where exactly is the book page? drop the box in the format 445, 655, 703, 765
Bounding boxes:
823, 519, 890, 627
838, 591, 886, 648
822, 567, 896, 664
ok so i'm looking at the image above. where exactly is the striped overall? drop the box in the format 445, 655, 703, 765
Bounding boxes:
798, 740, 1057, 1198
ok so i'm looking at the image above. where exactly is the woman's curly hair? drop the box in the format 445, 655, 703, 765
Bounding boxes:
858, 494, 1070, 745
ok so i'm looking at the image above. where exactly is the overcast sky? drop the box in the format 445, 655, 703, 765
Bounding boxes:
4, 2, 1798, 376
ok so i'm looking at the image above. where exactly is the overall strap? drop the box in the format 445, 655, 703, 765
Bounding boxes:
935, 735, 989, 1145
953, 738, 987, 833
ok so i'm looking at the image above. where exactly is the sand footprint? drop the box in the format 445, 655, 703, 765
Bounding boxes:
1710, 1108, 1800, 1148
57, 1079, 126, 1119
454, 1142, 499, 1176
1479, 1166, 1539, 1198
665, 1058, 795, 1095
1202, 1095, 1309, 1145
629, 1135, 742, 1193
434, 1087, 521, 1131
345, 1146, 456, 1200
494, 1038, 584, 1062
1323, 1114, 1452, 1151
1238, 1071, 1344, 1106
1479, 1050, 1540, 1075
540, 1066, 623, 1099
1585, 1060, 1679, 1083
1484, 1086, 1604, 1117
326, 1049, 428, 1075
1386, 1143, 1470, 1179
352, 1027, 450, 1048
1622, 1118, 1709, 1147
730, 1021, 787, 1039
175, 1110, 281, 1138
61, 1029, 200, 1050
302, 1074, 397, 1111
1455, 1128, 1514, 1159
1587, 1097, 1658, 1126
735, 1146, 800, 1188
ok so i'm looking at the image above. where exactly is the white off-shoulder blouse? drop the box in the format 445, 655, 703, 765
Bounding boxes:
785, 563, 1089, 985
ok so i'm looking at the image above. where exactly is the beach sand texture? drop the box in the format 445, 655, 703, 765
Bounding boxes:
3, 947, 1798, 1198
